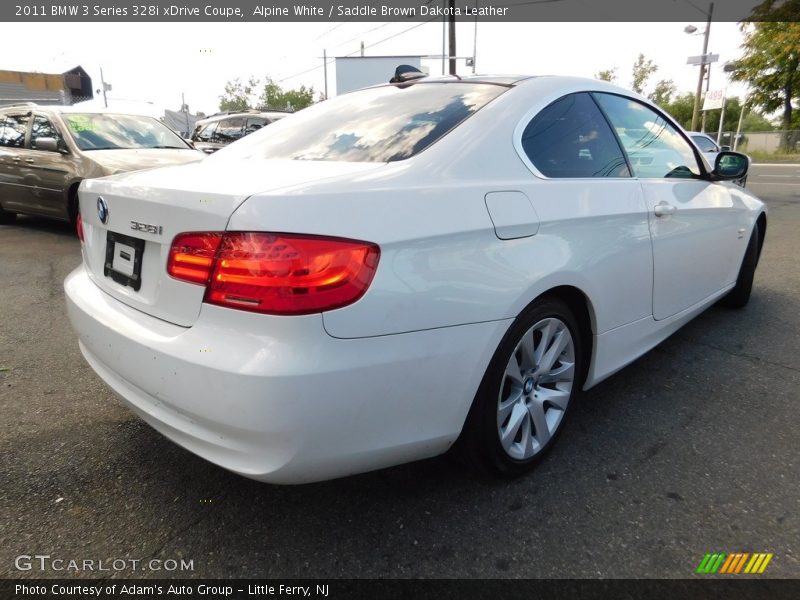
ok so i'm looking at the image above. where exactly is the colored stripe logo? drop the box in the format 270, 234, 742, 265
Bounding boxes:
696, 552, 773, 574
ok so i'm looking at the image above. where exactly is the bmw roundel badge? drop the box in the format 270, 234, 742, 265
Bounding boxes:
97, 197, 109, 225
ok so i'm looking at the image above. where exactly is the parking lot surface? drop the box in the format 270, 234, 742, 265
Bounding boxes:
1, 164, 798, 578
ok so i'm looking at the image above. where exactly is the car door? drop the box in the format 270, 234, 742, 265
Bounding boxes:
515, 92, 654, 331
244, 117, 267, 137
594, 93, 741, 320
0, 112, 32, 211
17, 113, 72, 218
192, 121, 218, 154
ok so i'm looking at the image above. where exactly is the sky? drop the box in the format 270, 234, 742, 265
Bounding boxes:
0, 21, 750, 115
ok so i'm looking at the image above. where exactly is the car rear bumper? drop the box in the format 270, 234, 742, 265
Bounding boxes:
65, 265, 509, 483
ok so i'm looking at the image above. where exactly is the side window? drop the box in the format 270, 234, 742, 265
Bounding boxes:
0, 114, 29, 148
30, 115, 62, 150
214, 117, 245, 144
521, 93, 630, 178
245, 117, 266, 135
194, 122, 217, 142
594, 93, 701, 179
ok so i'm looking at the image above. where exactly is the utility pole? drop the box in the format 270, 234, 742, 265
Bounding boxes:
472, 1, 478, 73
181, 92, 189, 136
690, 2, 713, 131
441, 4, 446, 75
100, 67, 109, 108
701, 65, 711, 132
448, 0, 457, 75
323, 49, 328, 100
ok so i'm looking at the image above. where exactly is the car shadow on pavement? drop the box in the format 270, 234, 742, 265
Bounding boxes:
9, 216, 75, 237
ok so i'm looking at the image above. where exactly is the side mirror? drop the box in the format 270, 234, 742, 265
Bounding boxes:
33, 137, 59, 153
713, 151, 749, 180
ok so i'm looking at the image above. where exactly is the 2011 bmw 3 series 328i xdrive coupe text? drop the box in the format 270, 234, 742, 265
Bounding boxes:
65, 75, 766, 484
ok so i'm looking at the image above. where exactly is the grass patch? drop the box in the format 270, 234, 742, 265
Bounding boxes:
744, 149, 800, 162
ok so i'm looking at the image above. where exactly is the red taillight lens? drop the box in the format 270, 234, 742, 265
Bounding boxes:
167, 232, 223, 284
168, 232, 380, 315
76, 212, 84, 242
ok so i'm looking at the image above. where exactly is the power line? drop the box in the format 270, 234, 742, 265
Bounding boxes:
313, 20, 351, 41
333, 22, 395, 49
678, 0, 712, 18
349, 16, 439, 55
277, 17, 439, 84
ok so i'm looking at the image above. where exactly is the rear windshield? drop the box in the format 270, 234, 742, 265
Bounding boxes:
211, 82, 506, 163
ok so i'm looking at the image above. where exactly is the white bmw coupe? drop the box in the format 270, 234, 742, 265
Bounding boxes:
65, 74, 766, 484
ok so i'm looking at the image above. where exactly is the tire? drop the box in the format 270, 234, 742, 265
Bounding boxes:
67, 188, 80, 227
459, 297, 585, 478
720, 225, 760, 309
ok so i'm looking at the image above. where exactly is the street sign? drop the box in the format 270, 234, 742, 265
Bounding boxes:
687, 53, 720, 65
703, 88, 726, 111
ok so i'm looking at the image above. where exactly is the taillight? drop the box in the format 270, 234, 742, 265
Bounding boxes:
76, 212, 84, 242
168, 232, 380, 315
167, 232, 223, 284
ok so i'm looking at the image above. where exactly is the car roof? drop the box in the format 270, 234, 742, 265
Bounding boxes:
0, 103, 160, 118
402, 74, 537, 86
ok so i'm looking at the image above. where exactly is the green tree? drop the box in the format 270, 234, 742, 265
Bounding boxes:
595, 68, 617, 83
731, 2, 800, 150
219, 77, 259, 112
649, 79, 677, 107
741, 110, 775, 131
631, 54, 657, 95
258, 77, 315, 111
663, 92, 696, 129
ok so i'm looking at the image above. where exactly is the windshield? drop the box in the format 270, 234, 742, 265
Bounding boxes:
211, 82, 507, 163
63, 113, 189, 151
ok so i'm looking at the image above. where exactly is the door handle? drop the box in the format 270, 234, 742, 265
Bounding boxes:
12, 157, 21, 162
654, 202, 677, 217
24, 158, 35, 164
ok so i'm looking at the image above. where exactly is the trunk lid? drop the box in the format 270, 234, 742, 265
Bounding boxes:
78, 159, 383, 326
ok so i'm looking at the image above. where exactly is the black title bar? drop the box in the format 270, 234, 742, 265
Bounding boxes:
2, 0, 794, 23
4, 579, 800, 600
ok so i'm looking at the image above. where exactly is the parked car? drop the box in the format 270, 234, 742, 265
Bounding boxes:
0, 103, 204, 225
65, 75, 765, 484
190, 110, 289, 154
688, 131, 748, 187
688, 131, 729, 161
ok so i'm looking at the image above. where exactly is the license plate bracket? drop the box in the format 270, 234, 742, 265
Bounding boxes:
104, 231, 145, 291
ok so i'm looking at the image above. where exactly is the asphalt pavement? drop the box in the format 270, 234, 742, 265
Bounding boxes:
0, 164, 797, 579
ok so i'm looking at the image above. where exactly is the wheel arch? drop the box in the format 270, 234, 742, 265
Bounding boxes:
755, 211, 767, 262
531, 285, 595, 386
